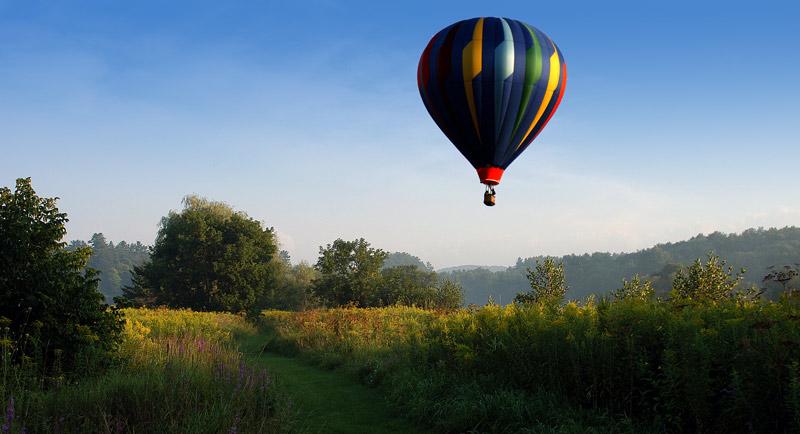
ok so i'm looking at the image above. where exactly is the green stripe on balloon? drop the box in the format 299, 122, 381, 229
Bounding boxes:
511, 24, 543, 138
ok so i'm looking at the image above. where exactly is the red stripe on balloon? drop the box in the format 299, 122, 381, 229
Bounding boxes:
418, 36, 435, 89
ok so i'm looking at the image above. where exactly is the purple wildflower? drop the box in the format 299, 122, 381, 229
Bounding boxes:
2, 396, 14, 433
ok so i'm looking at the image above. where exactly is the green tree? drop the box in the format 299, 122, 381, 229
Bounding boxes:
671, 253, 744, 303
120, 195, 278, 312
261, 251, 319, 311
376, 266, 464, 309
313, 238, 387, 306
433, 279, 464, 309
0, 178, 122, 374
611, 274, 655, 301
514, 257, 567, 304
378, 265, 436, 306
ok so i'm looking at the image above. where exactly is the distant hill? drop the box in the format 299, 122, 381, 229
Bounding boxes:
437, 265, 508, 273
383, 252, 434, 271
441, 227, 800, 305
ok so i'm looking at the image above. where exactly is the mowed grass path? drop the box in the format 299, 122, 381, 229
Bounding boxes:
238, 334, 431, 434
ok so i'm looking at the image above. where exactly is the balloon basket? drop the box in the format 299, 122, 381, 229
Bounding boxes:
483, 191, 496, 207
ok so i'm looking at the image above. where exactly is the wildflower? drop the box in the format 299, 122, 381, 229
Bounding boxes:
2, 396, 14, 433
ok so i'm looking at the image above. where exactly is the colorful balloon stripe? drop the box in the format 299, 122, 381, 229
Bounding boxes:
417, 17, 566, 176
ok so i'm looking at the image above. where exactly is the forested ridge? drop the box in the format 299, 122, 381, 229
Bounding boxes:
443, 227, 800, 305
68, 234, 149, 303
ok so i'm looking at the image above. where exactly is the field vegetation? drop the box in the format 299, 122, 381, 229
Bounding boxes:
260, 298, 800, 433
2, 308, 295, 433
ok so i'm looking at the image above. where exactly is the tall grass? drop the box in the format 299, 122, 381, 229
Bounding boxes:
2, 308, 295, 433
260, 300, 800, 433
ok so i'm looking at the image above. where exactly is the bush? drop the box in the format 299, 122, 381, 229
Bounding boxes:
0, 178, 122, 377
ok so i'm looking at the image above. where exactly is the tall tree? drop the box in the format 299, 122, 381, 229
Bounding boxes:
0, 178, 122, 374
313, 238, 387, 306
120, 195, 278, 312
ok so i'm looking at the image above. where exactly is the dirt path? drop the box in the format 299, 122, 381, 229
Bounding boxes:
238, 335, 431, 434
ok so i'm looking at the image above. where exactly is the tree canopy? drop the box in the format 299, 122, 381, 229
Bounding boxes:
313, 238, 387, 307
120, 195, 278, 312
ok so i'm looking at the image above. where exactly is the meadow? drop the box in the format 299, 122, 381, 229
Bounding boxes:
259, 300, 800, 433
1, 309, 296, 434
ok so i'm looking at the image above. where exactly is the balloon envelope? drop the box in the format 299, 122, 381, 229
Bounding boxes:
417, 17, 566, 185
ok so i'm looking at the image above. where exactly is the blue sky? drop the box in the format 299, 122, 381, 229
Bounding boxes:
1, 0, 798, 267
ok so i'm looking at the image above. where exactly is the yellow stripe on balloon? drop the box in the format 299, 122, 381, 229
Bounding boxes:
462, 18, 484, 142
517, 41, 561, 150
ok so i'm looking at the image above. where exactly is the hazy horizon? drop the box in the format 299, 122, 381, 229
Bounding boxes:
2, 1, 798, 269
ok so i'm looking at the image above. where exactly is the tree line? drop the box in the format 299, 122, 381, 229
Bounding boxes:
445, 226, 800, 305
116, 195, 463, 312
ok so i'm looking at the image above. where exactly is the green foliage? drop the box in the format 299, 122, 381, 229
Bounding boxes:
312, 241, 462, 309
377, 266, 464, 309
433, 279, 464, 310
514, 257, 567, 304
3, 308, 295, 433
611, 274, 655, 301
261, 254, 320, 311
262, 299, 800, 433
120, 195, 278, 312
0, 178, 122, 376
68, 234, 149, 303
313, 238, 387, 307
445, 227, 800, 305
671, 253, 744, 303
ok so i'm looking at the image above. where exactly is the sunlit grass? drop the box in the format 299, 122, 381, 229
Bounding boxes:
260, 300, 800, 433
1, 308, 295, 434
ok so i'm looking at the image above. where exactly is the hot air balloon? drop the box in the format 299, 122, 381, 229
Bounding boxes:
417, 17, 566, 206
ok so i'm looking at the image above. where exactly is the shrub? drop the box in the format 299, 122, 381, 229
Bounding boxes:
0, 178, 122, 377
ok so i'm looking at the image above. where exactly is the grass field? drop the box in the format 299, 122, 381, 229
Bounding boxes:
239, 333, 429, 434
6, 302, 800, 433
1, 309, 296, 433
259, 301, 800, 433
